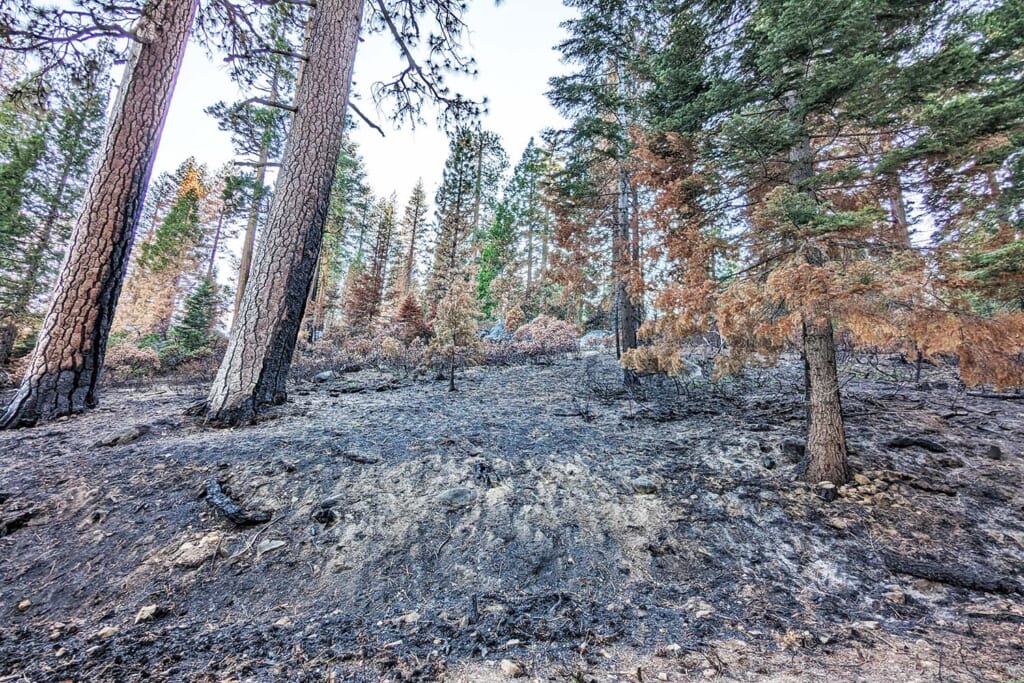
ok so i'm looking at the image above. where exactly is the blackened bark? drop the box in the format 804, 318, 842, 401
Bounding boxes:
786, 92, 849, 485
1, 0, 198, 428
615, 165, 640, 388
206, 0, 364, 425
803, 315, 849, 485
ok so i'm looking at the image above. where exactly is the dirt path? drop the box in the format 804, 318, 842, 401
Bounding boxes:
1, 354, 1022, 681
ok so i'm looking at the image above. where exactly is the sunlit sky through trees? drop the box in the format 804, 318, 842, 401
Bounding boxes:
155, 0, 575, 207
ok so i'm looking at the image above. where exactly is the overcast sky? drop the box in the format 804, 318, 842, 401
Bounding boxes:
154, 0, 576, 206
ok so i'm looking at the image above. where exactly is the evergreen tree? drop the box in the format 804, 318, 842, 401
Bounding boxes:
392, 179, 429, 299
166, 275, 221, 363
2, 0, 199, 427
426, 275, 484, 391
206, 1, 304, 318
0, 56, 109, 365
305, 135, 373, 339
628, 0, 1024, 485
548, 0, 657, 381
480, 137, 554, 315
426, 127, 507, 308
116, 158, 211, 339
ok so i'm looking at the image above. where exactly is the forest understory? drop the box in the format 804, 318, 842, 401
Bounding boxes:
0, 351, 1022, 682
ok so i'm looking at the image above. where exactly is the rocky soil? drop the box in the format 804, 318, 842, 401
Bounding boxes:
0, 352, 1022, 682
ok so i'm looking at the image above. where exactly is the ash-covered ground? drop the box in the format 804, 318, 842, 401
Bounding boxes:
1, 352, 1022, 682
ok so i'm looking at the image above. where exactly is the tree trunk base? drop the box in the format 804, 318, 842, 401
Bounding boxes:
1, 371, 95, 429
205, 400, 258, 428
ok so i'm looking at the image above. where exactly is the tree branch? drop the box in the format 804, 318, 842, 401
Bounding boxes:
349, 101, 386, 137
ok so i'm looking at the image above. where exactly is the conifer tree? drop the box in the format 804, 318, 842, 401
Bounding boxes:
392, 179, 429, 299
626, 0, 1024, 485
392, 292, 430, 342
426, 275, 483, 391
549, 0, 656, 381
116, 158, 210, 339
427, 127, 507, 308
207, 0, 487, 423
0, 56, 110, 366
166, 275, 221, 362
206, 2, 302, 318
2, 0, 199, 427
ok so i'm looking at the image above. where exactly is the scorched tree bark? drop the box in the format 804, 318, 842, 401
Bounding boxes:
205, 0, 363, 424
1, 0, 198, 428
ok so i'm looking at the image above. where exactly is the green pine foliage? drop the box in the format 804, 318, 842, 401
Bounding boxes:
165, 276, 222, 363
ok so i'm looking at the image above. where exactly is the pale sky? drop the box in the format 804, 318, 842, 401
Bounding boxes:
154, 0, 576, 206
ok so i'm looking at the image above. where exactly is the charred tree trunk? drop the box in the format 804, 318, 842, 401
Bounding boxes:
615, 166, 640, 387
448, 349, 456, 392
613, 60, 639, 387
803, 315, 849, 485
1, 0, 197, 428
788, 95, 849, 485
206, 0, 363, 425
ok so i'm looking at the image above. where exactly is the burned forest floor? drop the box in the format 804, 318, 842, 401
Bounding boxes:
1, 352, 1023, 682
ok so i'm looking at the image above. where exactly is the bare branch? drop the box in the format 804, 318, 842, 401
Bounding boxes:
349, 101, 386, 137
239, 96, 297, 112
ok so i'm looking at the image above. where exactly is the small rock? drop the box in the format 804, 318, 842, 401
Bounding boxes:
313, 370, 335, 382
882, 589, 906, 605
658, 674, 669, 682
499, 659, 524, 677
95, 626, 119, 639
853, 473, 871, 487
631, 476, 658, 495
395, 610, 421, 626
438, 487, 477, 509
17, 599, 31, 612
657, 643, 682, 657
172, 532, 224, 568
134, 604, 159, 624
504, 638, 522, 649
813, 481, 837, 502
273, 617, 293, 628
94, 425, 150, 448
985, 445, 1003, 460
257, 539, 286, 556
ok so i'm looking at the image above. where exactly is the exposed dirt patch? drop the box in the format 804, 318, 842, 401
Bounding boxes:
1, 353, 1022, 681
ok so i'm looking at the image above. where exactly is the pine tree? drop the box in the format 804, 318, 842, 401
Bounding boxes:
116, 158, 210, 339
166, 275, 221, 363
427, 127, 507, 308
305, 135, 373, 340
206, 1, 303, 319
626, 0, 1024, 485
2, 0, 199, 427
391, 292, 430, 342
207, 0, 487, 423
392, 179, 429, 299
0, 55, 110, 362
0, 120, 45, 365
549, 0, 657, 381
479, 138, 554, 315
426, 275, 483, 391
